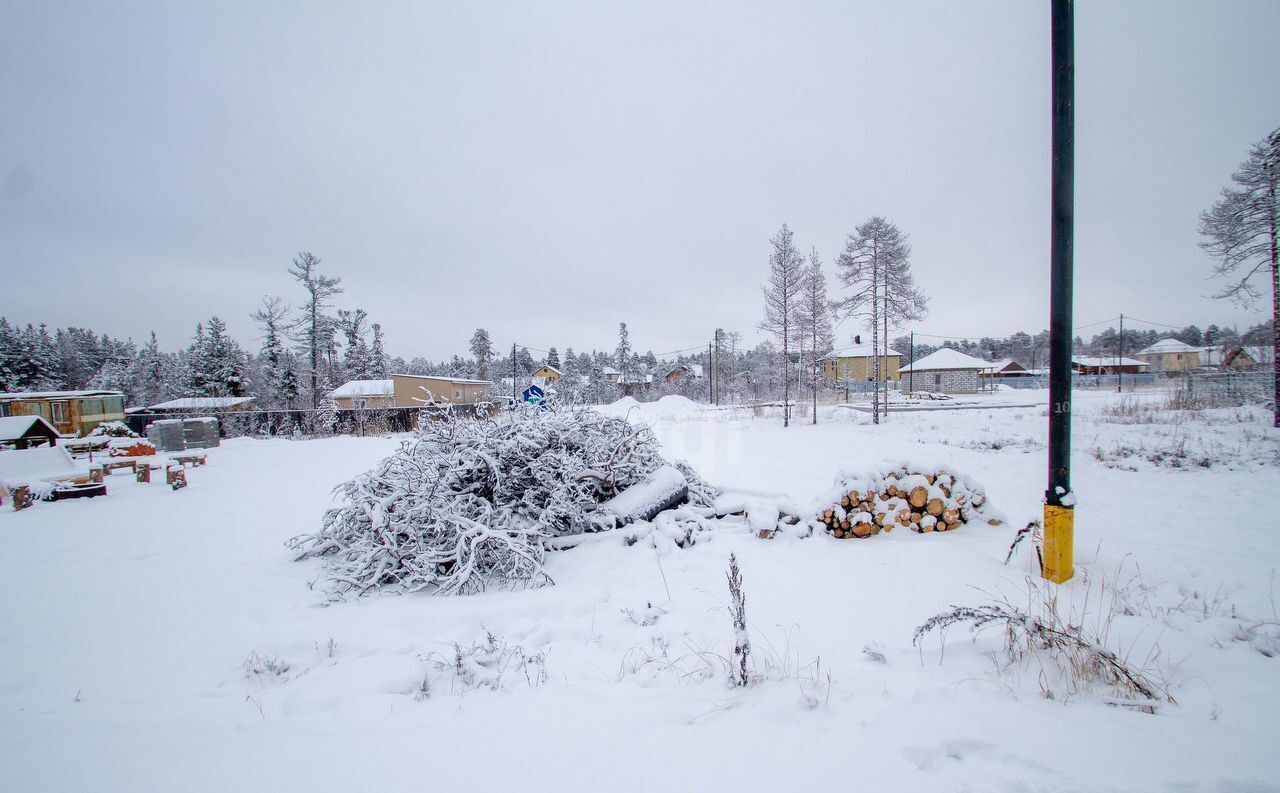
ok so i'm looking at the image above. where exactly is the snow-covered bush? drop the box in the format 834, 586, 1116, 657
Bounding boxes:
416, 631, 547, 698
291, 405, 715, 597
86, 421, 138, 438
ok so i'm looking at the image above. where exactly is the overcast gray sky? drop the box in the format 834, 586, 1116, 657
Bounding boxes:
2, 0, 1277, 360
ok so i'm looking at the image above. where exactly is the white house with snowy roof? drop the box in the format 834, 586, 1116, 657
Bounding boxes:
899, 348, 993, 393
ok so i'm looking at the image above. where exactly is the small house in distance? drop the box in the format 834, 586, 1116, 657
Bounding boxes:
0, 389, 126, 436
0, 415, 61, 450
530, 365, 563, 387
1134, 338, 1201, 372
330, 379, 395, 409
821, 344, 902, 383
900, 348, 991, 393
663, 363, 703, 385
988, 360, 1035, 378
1071, 356, 1150, 375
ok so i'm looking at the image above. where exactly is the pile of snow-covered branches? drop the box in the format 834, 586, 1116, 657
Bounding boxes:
290, 405, 713, 598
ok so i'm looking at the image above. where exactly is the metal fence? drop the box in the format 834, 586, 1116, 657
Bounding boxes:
125, 403, 494, 439
1170, 370, 1275, 407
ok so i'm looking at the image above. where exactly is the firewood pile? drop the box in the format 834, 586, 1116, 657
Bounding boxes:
817, 467, 1001, 539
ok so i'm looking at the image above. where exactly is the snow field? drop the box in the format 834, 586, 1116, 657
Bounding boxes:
1, 391, 1278, 792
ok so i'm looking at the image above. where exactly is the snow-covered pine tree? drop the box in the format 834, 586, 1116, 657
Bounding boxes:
252, 296, 293, 410
796, 248, 834, 424
615, 322, 632, 385
759, 224, 804, 426
469, 328, 493, 381
369, 323, 388, 379
546, 347, 560, 370
204, 316, 247, 396
338, 308, 372, 381
0, 318, 21, 391
1200, 127, 1279, 427
287, 252, 343, 413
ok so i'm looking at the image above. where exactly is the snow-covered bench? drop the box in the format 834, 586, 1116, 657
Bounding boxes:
0, 446, 92, 509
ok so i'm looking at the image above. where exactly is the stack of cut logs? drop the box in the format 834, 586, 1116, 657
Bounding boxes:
818, 468, 999, 539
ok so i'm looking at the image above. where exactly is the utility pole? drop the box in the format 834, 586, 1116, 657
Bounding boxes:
707, 343, 713, 403
713, 329, 720, 405
1044, 0, 1075, 585
512, 342, 517, 404
908, 331, 915, 395
1117, 313, 1125, 393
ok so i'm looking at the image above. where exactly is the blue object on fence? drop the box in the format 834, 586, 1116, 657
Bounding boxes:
521, 385, 545, 406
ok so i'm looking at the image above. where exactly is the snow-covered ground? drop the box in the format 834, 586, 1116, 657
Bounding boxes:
2, 390, 1278, 792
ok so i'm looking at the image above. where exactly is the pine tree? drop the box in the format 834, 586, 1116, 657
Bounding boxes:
615, 323, 632, 384
547, 347, 561, 370
338, 308, 372, 381
1200, 127, 1279, 426
469, 328, 493, 380
0, 318, 20, 391
252, 296, 292, 409
759, 224, 804, 426
288, 252, 343, 413
369, 323, 388, 378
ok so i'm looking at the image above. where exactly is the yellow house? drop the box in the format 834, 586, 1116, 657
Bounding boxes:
531, 365, 563, 386
330, 375, 494, 409
821, 344, 902, 382
1134, 339, 1201, 372
391, 374, 493, 406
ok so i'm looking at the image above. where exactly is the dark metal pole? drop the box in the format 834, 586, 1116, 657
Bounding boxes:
1045, 0, 1075, 584
909, 331, 914, 395
708, 343, 713, 403
1117, 314, 1124, 393
512, 343, 517, 404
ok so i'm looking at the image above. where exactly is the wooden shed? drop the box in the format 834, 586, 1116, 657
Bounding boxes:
0, 390, 126, 436
0, 415, 62, 450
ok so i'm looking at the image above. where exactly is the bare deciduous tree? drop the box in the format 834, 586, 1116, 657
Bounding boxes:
760, 224, 805, 426
833, 217, 926, 423
1200, 127, 1279, 427
796, 248, 834, 424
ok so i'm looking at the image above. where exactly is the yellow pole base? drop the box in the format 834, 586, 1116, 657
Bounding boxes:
1042, 504, 1074, 584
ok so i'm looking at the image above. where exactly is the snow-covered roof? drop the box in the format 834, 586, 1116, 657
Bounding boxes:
1136, 338, 1199, 356
330, 379, 394, 398
822, 344, 903, 361
534, 365, 563, 376
0, 415, 59, 441
0, 389, 122, 401
899, 348, 992, 372
393, 373, 492, 386
1072, 356, 1150, 369
148, 397, 255, 410
601, 366, 620, 375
